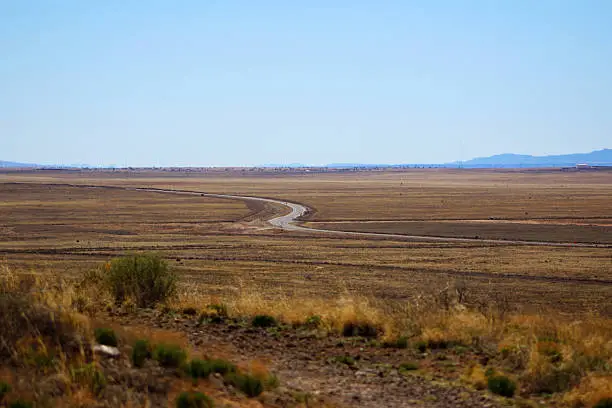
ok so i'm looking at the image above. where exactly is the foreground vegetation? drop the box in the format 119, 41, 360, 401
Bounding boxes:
1, 254, 610, 407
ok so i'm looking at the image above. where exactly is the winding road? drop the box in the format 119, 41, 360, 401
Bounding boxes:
126, 185, 608, 248
6, 182, 609, 248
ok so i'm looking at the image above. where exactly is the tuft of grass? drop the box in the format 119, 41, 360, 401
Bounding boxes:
70, 362, 107, 396
594, 398, 612, 408
333, 355, 356, 367
152, 343, 187, 368
182, 307, 198, 316
487, 375, 516, 398
342, 320, 379, 338
9, 401, 33, 408
0, 382, 11, 401
176, 391, 214, 408
209, 358, 237, 375
186, 359, 213, 379
94, 327, 118, 347
399, 362, 419, 372
384, 336, 408, 349
105, 253, 177, 308
225, 373, 264, 398
131, 339, 151, 368
252, 314, 277, 328
304, 315, 322, 328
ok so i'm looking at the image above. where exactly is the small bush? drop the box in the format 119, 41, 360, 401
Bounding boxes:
152, 344, 187, 368
182, 307, 198, 316
176, 391, 214, 408
252, 314, 277, 328
342, 321, 379, 338
305, 315, 322, 328
70, 363, 106, 396
106, 254, 177, 308
131, 339, 151, 368
333, 355, 356, 367
209, 358, 237, 375
487, 375, 516, 398
187, 359, 213, 379
399, 362, 419, 371
384, 336, 408, 349
9, 401, 33, 408
0, 382, 11, 400
415, 340, 428, 353
225, 373, 264, 397
94, 328, 118, 347
207, 304, 228, 317
594, 398, 612, 408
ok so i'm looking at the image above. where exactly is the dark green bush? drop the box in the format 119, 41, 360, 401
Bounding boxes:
187, 359, 213, 379
9, 401, 33, 408
106, 254, 177, 307
209, 358, 237, 375
487, 375, 516, 398
594, 398, 612, 408
342, 321, 378, 338
225, 373, 263, 397
252, 314, 277, 328
182, 307, 197, 316
399, 362, 419, 371
94, 328, 118, 347
415, 340, 428, 353
131, 339, 151, 368
176, 391, 214, 408
0, 382, 11, 400
152, 344, 187, 368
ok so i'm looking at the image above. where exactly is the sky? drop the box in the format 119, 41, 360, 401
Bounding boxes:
1, 1, 611, 167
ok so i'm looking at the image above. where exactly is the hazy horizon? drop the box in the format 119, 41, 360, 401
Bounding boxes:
2, 1, 611, 167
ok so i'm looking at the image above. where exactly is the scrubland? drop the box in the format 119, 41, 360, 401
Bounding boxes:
0, 168, 610, 407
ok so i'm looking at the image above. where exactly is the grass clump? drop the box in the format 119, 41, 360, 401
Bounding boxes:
594, 398, 612, 408
187, 359, 213, 379
105, 253, 177, 308
131, 339, 151, 368
225, 373, 264, 397
94, 327, 118, 347
152, 343, 187, 368
487, 375, 516, 398
252, 314, 277, 328
333, 355, 356, 367
342, 320, 379, 338
0, 382, 11, 401
384, 336, 408, 349
399, 362, 419, 372
209, 358, 237, 375
70, 363, 107, 396
176, 391, 214, 408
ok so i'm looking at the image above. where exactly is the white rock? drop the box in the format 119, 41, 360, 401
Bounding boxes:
94, 344, 121, 358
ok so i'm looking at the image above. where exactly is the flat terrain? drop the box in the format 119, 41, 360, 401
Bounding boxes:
1, 168, 610, 316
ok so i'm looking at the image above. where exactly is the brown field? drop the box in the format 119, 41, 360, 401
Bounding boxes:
1, 168, 610, 316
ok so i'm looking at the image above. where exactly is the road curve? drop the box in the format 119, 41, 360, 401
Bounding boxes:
123, 185, 612, 248
7, 182, 610, 248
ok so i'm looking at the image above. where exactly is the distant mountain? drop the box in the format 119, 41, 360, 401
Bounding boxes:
0, 160, 39, 168
456, 149, 612, 168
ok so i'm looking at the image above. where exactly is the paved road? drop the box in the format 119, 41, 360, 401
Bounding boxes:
8, 182, 609, 248
131, 186, 609, 248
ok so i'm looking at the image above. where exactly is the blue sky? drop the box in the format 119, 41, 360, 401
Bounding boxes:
1, 1, 611, 166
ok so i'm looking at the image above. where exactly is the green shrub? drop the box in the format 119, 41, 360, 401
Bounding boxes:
304, 315, 322, 328
182, 307, 197, 316
0, 382, 11, 400
131, 339, 151, 368
252, 314, 277, 328
333, 355, 356, 367
176, 391, 214, 408
209, 358, 237, 375
487, 375, 516, 398
106, 254, 177, 307
594, 398, 612, 408
399, 362, 419, 371
225, 373, 264, 397
152, 344, 187, 368
70, 363, 106, 396
415, 340, 428, 353
9, 401, 33, 408
187, 359, 213, 379
94, 328, 118, 347
342, 321, 379, 338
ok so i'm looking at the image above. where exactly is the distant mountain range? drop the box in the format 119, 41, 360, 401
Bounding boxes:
3, 149, 611, 169
453, 149, 612, 168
